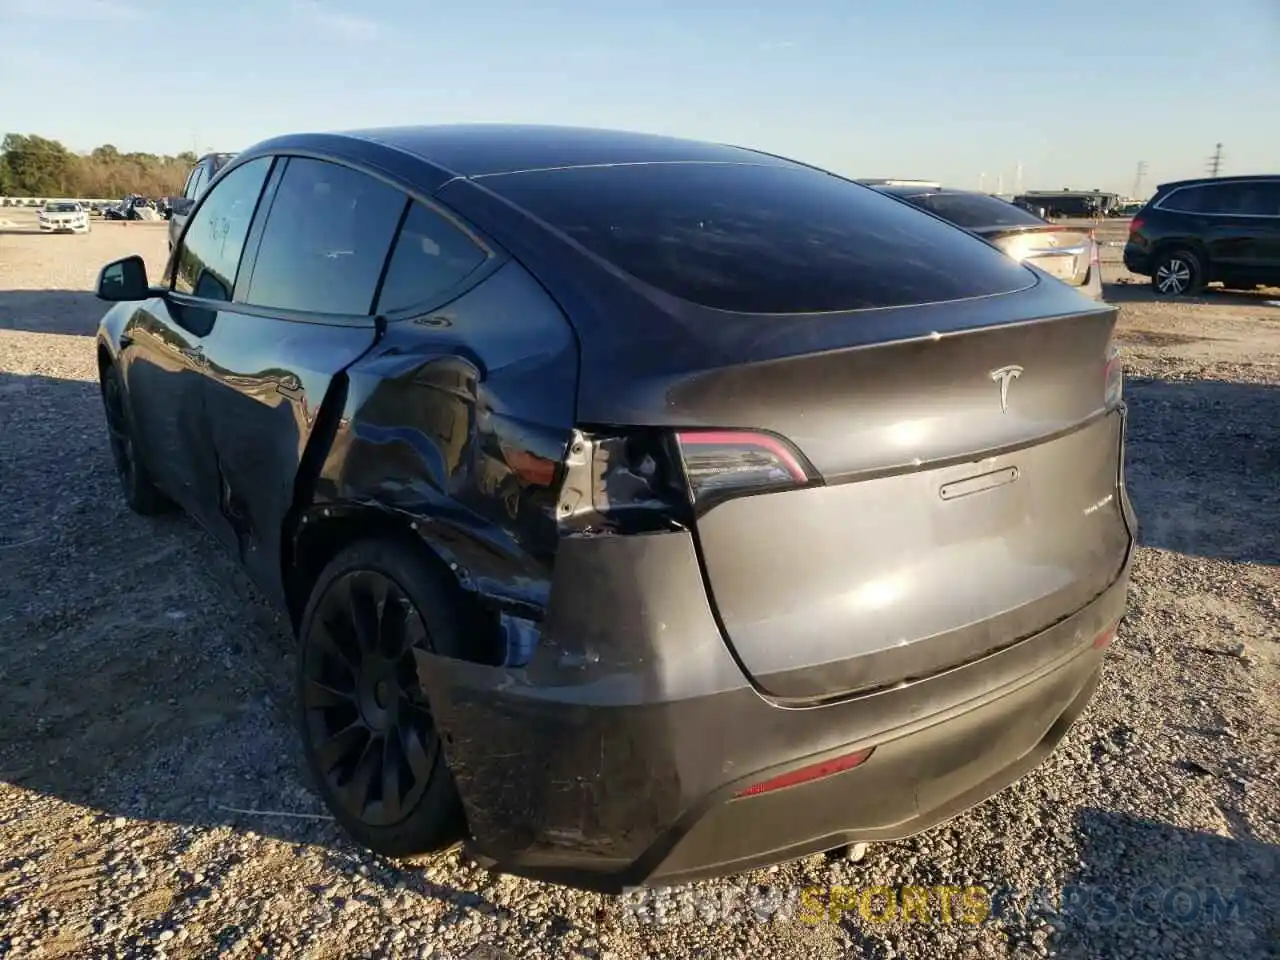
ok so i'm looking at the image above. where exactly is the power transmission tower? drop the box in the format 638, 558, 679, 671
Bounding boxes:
1207, 143, 1224, 177
1132, 160, 1147, 199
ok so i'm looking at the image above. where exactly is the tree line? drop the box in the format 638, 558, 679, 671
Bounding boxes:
0, 134, 196, 199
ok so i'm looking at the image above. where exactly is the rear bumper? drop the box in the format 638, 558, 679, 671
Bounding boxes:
417, 526, 1133, 892
1122, 243, 1151, 276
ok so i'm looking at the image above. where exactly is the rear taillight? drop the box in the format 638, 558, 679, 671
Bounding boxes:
1104, 344, 1123, 407
1091, 237, 1101, 266
1128, 217, 1144, 235
557, 428, 818, 531
675, 430, 815, 508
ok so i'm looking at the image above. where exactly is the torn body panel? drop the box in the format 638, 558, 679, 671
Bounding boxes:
301, 260, 580, 661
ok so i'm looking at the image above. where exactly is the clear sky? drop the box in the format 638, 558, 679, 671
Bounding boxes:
2, 0, 1276, 196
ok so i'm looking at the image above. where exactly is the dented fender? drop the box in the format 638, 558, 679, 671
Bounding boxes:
296, 261, 581, 663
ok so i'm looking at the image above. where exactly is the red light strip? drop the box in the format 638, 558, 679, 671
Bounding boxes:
734, 747, 875, 799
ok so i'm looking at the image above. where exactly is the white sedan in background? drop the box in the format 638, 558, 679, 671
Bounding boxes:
37, 201, 91, 234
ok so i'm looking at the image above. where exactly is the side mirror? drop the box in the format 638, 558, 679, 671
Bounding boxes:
96, 255, 150, 302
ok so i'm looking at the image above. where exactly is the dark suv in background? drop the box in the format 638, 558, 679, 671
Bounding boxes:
1123, 175, 1280, 296
167, 151, 236, 251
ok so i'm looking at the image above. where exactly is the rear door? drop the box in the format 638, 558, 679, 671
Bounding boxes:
1256, 180, 1280, 278
1221, 179, 1280, 280
195, 156, 435, 606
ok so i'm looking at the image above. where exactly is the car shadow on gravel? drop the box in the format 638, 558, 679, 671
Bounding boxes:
0, 288, 110, 336
1123, 377, 1279, 565
0, 370, 496, 915
1103, 282, 1280, 307
1046, 809, 1279, 959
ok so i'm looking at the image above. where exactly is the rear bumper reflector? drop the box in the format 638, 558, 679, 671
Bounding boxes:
734, 746, 875, 798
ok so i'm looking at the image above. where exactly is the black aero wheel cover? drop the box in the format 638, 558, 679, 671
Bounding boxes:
101, 371, 136, 491
301, 569, 442, 829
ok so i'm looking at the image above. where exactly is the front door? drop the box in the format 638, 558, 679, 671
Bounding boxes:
133, 154, 276, 543
195, 156, 408, 606
115, 297, 212, 517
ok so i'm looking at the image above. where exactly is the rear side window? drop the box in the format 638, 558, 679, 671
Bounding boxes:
1160, 185, 1211, 213
375, 201, 488, 315
909, 192, 1047, 229
485, 163, 1034, 313
246, 158, 406, 315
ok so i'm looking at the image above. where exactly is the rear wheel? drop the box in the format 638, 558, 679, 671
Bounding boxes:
100, 364, 171, 515
296, 539, 467, 857
1152, 249, 1203, 297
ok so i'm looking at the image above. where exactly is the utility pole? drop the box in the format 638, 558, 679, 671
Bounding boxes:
996, 174, 1003, 196
1132, 160, 1147, 199
1015, 160, 1023, 196
979, 172, 986, 192
1207, 143, 1224, 177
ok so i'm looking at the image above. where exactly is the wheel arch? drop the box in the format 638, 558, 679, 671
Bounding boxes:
281, 503, 507, 667
96, 339, 114, 379
1149, 236, 1210, 268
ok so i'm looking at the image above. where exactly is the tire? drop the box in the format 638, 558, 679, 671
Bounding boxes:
1151, 248, 1204, 297
100, 364, 171, 515
296, 538, 468, 857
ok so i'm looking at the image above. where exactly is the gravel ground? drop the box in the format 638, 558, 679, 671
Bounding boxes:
1, 221, 1277, 959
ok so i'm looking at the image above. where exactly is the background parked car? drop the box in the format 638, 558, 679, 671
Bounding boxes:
167, 151, 236, 250
869, 184, 1104, 299
37, 200, 91, 234
1123, 175, 1280, 296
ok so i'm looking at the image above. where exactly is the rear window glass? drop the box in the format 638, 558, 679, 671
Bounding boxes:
908, 192, 1046, 229
484, 163, 1034, 314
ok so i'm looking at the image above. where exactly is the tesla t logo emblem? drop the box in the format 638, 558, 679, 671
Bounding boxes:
990, 365, 1023, 413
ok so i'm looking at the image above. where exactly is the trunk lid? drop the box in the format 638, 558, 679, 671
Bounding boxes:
977, 225, 1096, 289
680, 303, 1132, 701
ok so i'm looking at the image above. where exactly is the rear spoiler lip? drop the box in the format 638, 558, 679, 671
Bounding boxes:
575, 291, 1119, 430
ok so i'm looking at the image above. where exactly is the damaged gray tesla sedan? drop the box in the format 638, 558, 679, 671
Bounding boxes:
93, 124, 1136, 891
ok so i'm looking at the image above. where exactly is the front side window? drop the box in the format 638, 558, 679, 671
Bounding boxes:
173, 156, 272, 302
244, 158, 406, 315
375, 201, 488, 315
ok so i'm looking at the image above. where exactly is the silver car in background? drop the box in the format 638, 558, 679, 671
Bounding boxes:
869, 184, 1104, 300
37, 201, 90, 234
